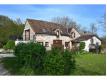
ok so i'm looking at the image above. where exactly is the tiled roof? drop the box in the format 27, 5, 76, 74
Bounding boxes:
73, 34, 100, 42
27, 19, 71, 36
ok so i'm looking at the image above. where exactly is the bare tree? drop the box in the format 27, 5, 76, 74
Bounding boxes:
16, 18, 23, 25
90, 23, 97, 35
98, 14, 106, 32
51, 16, 79, 28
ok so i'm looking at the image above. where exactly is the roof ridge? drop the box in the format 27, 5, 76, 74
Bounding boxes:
27, 18, 66, 28
26, 18, 70, 36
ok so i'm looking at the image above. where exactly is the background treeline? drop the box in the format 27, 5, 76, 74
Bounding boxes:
0, 15, 24, 48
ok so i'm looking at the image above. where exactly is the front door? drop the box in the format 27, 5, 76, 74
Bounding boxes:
52, 40, 63, 49
53, 40, 62, 45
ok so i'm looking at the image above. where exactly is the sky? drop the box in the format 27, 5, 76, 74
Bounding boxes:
0, 4, 106, 37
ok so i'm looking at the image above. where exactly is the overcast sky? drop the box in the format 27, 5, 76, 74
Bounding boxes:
0, 4, 106, 37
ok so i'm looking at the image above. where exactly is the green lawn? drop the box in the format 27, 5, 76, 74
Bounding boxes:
71, 53, 106, 75
1, 53, 106, 75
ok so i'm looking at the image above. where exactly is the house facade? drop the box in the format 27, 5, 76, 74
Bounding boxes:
22, 19, 75, 50
20, 19, 101, 51
74, 34, 101, 51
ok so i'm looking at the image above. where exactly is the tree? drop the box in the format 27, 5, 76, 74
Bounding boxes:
90, 23, 97, 35
14, 42, 46, 75
98, 14, 106, 32
16, 18, 23, 25
51, 16, 80, 32
3, 40, 15, 50
0, 15, 24, 46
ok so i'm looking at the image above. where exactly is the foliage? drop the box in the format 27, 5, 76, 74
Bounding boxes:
1, 57, 21, 75
0, 42, 3, 48
2, 42, 75, 75
18, 66, 34, 75
79, 42, 85, 51
2, 49, 105, 75
14, 42, 46, 75
3, 40, 15, 50
63, 50, 75, 74
43, 48, 75, 75
43, 49, 65, 75
0, 15, 24, 45
100, 36, 106, 48
2, 52, 105, 75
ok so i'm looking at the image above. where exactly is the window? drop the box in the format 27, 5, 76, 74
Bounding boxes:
56, 30, 60, 38
55, 29, 61, 38
65, 42, 69, 47
25, 29, 30, 40
45, 42, 49, 47
71, 32, 75, 38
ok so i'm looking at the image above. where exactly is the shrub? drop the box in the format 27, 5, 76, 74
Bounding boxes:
3, 40, 15, 50
14, 42, 46, 75
0, 42, 3, 48
99, 44, 104, 53
14, 43, 27, 67
63, 50, 75, 74
14, 43, 75, 75
19, 66, 34, 75
52, 44, 64, 52
43, 50, 65, 75
43, 48, 75, 75
79, 42, 85, 51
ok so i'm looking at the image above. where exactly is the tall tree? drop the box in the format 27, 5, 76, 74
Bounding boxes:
0, 15, 24, 45
16, 18, 23, 25
90, 23, 97, 35
51, 16, 80, 28
98, 14, 106, 32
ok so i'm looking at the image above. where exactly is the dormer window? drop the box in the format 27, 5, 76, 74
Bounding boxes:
71, 32, 75, 38
55, 29, 62, 38
56, 30, 60, 37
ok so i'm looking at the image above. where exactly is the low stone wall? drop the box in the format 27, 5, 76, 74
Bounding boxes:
0, 54, 15, 58
15, 40, 30, 45
0, 49, 14, 54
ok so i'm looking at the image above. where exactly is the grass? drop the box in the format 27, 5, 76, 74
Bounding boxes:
71, 53, 106, 75
1, 53, 106, 75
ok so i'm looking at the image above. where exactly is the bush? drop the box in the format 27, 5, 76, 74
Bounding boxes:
63, 50, 75, 74
79, 42, 85, 51
0, 42, 3, 48
14, 42, 46, 75
99, 44, 104, 53
19, 66, 34, 75
13, 43, 76, 75
3, 40, 15, 50
43, 48, 75, 75
43, 50, 65, 75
